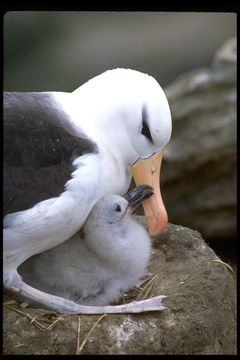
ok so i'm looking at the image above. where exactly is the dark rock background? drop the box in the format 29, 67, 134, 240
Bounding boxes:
164, 39, 237, 272
162, 38, 236, 245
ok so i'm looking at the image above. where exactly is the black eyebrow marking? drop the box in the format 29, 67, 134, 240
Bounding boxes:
141, 105, 153, 143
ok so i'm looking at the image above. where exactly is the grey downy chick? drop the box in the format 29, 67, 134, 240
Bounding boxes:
18, 185, 153, 306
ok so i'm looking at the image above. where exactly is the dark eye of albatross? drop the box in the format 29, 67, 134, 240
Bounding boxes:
115, 204, 122, 212
141, 106, 153, 143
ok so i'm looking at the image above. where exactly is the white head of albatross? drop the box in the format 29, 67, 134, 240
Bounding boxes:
55, 68, 172, 235
3, 68, 171, 312
71, 68, 171, 160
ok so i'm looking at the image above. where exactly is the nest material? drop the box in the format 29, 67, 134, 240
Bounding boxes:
3, 274, 158, 354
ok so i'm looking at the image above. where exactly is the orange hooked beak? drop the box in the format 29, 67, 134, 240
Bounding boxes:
132, 149, 168, 236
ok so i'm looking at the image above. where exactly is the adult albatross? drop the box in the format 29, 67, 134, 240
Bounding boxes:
4, 68, 172, 313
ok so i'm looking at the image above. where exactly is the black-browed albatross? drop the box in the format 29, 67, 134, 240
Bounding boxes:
4, 68, 172, 313
19, 185, 156, 306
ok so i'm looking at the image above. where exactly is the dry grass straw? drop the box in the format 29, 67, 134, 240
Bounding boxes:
75, 314, 106, 355
136, 274, 158, 300
211, 259, 234, 273
3, 300, 65, 331
116, 274, 158, 305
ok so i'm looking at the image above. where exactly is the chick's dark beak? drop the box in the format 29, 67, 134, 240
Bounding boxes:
123, 185, 154, 213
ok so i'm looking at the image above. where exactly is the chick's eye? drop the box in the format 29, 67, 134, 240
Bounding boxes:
115, 204, 122, 212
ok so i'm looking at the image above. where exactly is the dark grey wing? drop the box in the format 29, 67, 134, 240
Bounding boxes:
4, 92, 97, 216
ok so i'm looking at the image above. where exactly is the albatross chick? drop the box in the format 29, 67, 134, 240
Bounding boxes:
19, 185, 158, 307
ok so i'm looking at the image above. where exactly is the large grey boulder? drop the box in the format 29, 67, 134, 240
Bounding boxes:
3, 222, 236, 355
162, 38, 236, 239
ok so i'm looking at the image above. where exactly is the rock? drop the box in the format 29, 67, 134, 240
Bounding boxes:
162, 38, 236, 239
3, 222, 236, 355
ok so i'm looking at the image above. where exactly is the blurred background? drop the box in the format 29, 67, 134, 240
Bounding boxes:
4, 11, 236, 266
4, 11, 236, 91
